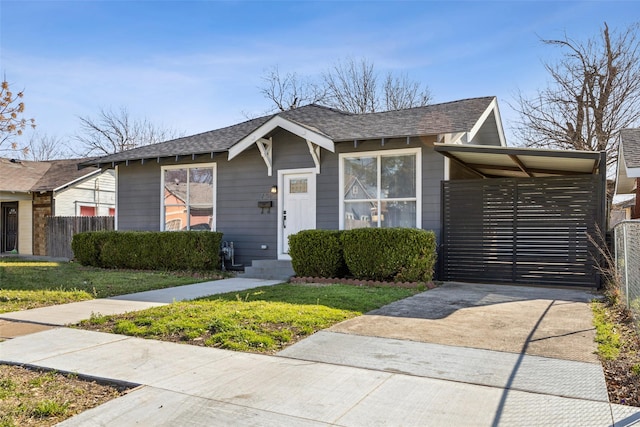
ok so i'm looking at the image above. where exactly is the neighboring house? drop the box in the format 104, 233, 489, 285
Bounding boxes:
82, 96, 606, 287
0, 158, 115, 255
615, 128, 640, 219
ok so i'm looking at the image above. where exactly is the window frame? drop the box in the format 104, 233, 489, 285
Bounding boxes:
160, 163, 217, 231
339, 147, 421, 230
78, 205, 96, 217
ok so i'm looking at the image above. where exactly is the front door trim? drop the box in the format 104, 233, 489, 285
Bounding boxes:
277, 168, 316, 260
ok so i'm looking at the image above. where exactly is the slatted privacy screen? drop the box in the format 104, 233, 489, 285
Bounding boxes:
441, 175, 602, 287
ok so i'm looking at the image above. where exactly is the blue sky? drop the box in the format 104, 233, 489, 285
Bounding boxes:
1, 1, 638, 154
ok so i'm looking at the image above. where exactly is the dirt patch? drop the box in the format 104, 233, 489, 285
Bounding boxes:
599, 301, 640, 407
0, 364, 133, 426
0, 320, 54, 340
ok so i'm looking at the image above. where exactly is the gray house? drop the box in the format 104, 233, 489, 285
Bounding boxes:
83, 96, 606, 287
83, 97, 503, 263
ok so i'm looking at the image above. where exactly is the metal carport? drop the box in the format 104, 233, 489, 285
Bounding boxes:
435, 144, 607, 288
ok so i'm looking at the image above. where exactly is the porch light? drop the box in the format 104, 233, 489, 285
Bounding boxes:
270, 185, 278, 194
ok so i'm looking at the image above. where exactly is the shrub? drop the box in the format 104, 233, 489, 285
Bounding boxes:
341, 228, 436, 282
288, 230, 346, 278
72, 231, 223, 271
71, 231, 111, 267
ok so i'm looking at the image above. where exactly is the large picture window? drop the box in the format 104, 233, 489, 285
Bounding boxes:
162, 164, 216, 231
340, 148, 421, 230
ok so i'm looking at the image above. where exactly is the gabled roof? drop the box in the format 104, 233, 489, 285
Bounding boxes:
616, 128, 640, 194
81, 96, 504, 168
0, 158, 99, 193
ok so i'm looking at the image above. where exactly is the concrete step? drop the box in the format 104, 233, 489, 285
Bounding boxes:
239, 260, 294, 281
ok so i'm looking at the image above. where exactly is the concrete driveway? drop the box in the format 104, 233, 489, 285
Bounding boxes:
328, 281, 601, 363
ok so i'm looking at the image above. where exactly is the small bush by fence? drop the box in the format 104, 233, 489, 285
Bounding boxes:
288, 228, 437, 283
47, 216, 114, 259
72, 230, 223, 271
614, 220, 640, 331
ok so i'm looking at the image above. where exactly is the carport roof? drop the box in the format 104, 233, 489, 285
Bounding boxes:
434, 143, 604, 178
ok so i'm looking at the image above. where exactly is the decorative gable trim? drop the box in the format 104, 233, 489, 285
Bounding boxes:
228, 115, 335, 162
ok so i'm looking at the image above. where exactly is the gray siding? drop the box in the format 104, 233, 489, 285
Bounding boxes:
217, 145, 278, 266
116, 132, 445, 266
117, 162, 161, 231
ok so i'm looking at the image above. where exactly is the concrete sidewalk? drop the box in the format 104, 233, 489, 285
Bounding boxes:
1, 328, 638, 426
0, 277, 281, 326
1, 280, 640, 426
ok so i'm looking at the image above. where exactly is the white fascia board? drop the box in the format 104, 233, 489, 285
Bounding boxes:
52, 169, 102, 193
440, 132, 467, 144
627, 166, 640, 178
615, 144, 638, 194
228, 115, 335, 160
468, 97, 506, 146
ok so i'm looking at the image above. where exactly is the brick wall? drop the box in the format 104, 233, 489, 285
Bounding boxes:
32, 192, 52, 256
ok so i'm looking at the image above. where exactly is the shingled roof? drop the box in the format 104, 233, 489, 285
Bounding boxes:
0, 158, 99, 193
82, 96, 498, 167
616, 128, 640, 194
620, 128, 640, 169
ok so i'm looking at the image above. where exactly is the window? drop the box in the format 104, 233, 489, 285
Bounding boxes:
79, 206, 96, 216
340, 148, 421, 229
162, 164, 216, 231
108, 208, 115, 217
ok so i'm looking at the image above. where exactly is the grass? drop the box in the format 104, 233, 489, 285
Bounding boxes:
0, 259, 224, 313
592, 300, 621, 360
0, 365, 129, 427
79, 283, 419, 353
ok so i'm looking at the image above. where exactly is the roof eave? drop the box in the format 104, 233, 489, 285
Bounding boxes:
228, 115, 335, 160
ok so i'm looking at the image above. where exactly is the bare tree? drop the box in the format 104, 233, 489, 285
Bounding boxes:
259, 58, 431, 114
384, 72, 432, 111
512, 22, 640, 166
25, 132, 70, 161
75, 107, 184, 156
323, 57, 379, 113
0, 78, 35, 155
260, 66, 326, 112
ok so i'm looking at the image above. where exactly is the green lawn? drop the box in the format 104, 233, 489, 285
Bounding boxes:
0, 260, 223, 313
79, 283, 420, 353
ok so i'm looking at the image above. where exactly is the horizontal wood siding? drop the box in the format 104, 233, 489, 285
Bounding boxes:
442, 175, 602, 287
54, 170, 116, 216
117, 163, 162, 231
217, 144, 278, 266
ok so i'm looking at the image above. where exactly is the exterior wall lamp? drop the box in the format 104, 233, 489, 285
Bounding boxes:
270, 185, 278, 194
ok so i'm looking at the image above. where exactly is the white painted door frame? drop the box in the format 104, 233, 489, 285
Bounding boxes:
277, 168, 316, 260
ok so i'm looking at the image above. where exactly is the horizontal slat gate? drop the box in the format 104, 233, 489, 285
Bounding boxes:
441, 176, 601, 287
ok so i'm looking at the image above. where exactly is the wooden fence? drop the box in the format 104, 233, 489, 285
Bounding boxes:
46, 216, 115, 259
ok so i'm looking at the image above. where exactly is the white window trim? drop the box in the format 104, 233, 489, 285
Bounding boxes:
339, 147, 421, 230
77, 204, 97, 216
160, 162, 217, 231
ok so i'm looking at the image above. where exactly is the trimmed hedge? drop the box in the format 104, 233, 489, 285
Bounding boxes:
288, 230, 346, 278
71, 231, 111, 267
288, 227, 437, 283
72, 231, 223, 271
341, 228, 437, 282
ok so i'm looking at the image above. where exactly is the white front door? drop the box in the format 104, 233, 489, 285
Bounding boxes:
279, 171, 316, 258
